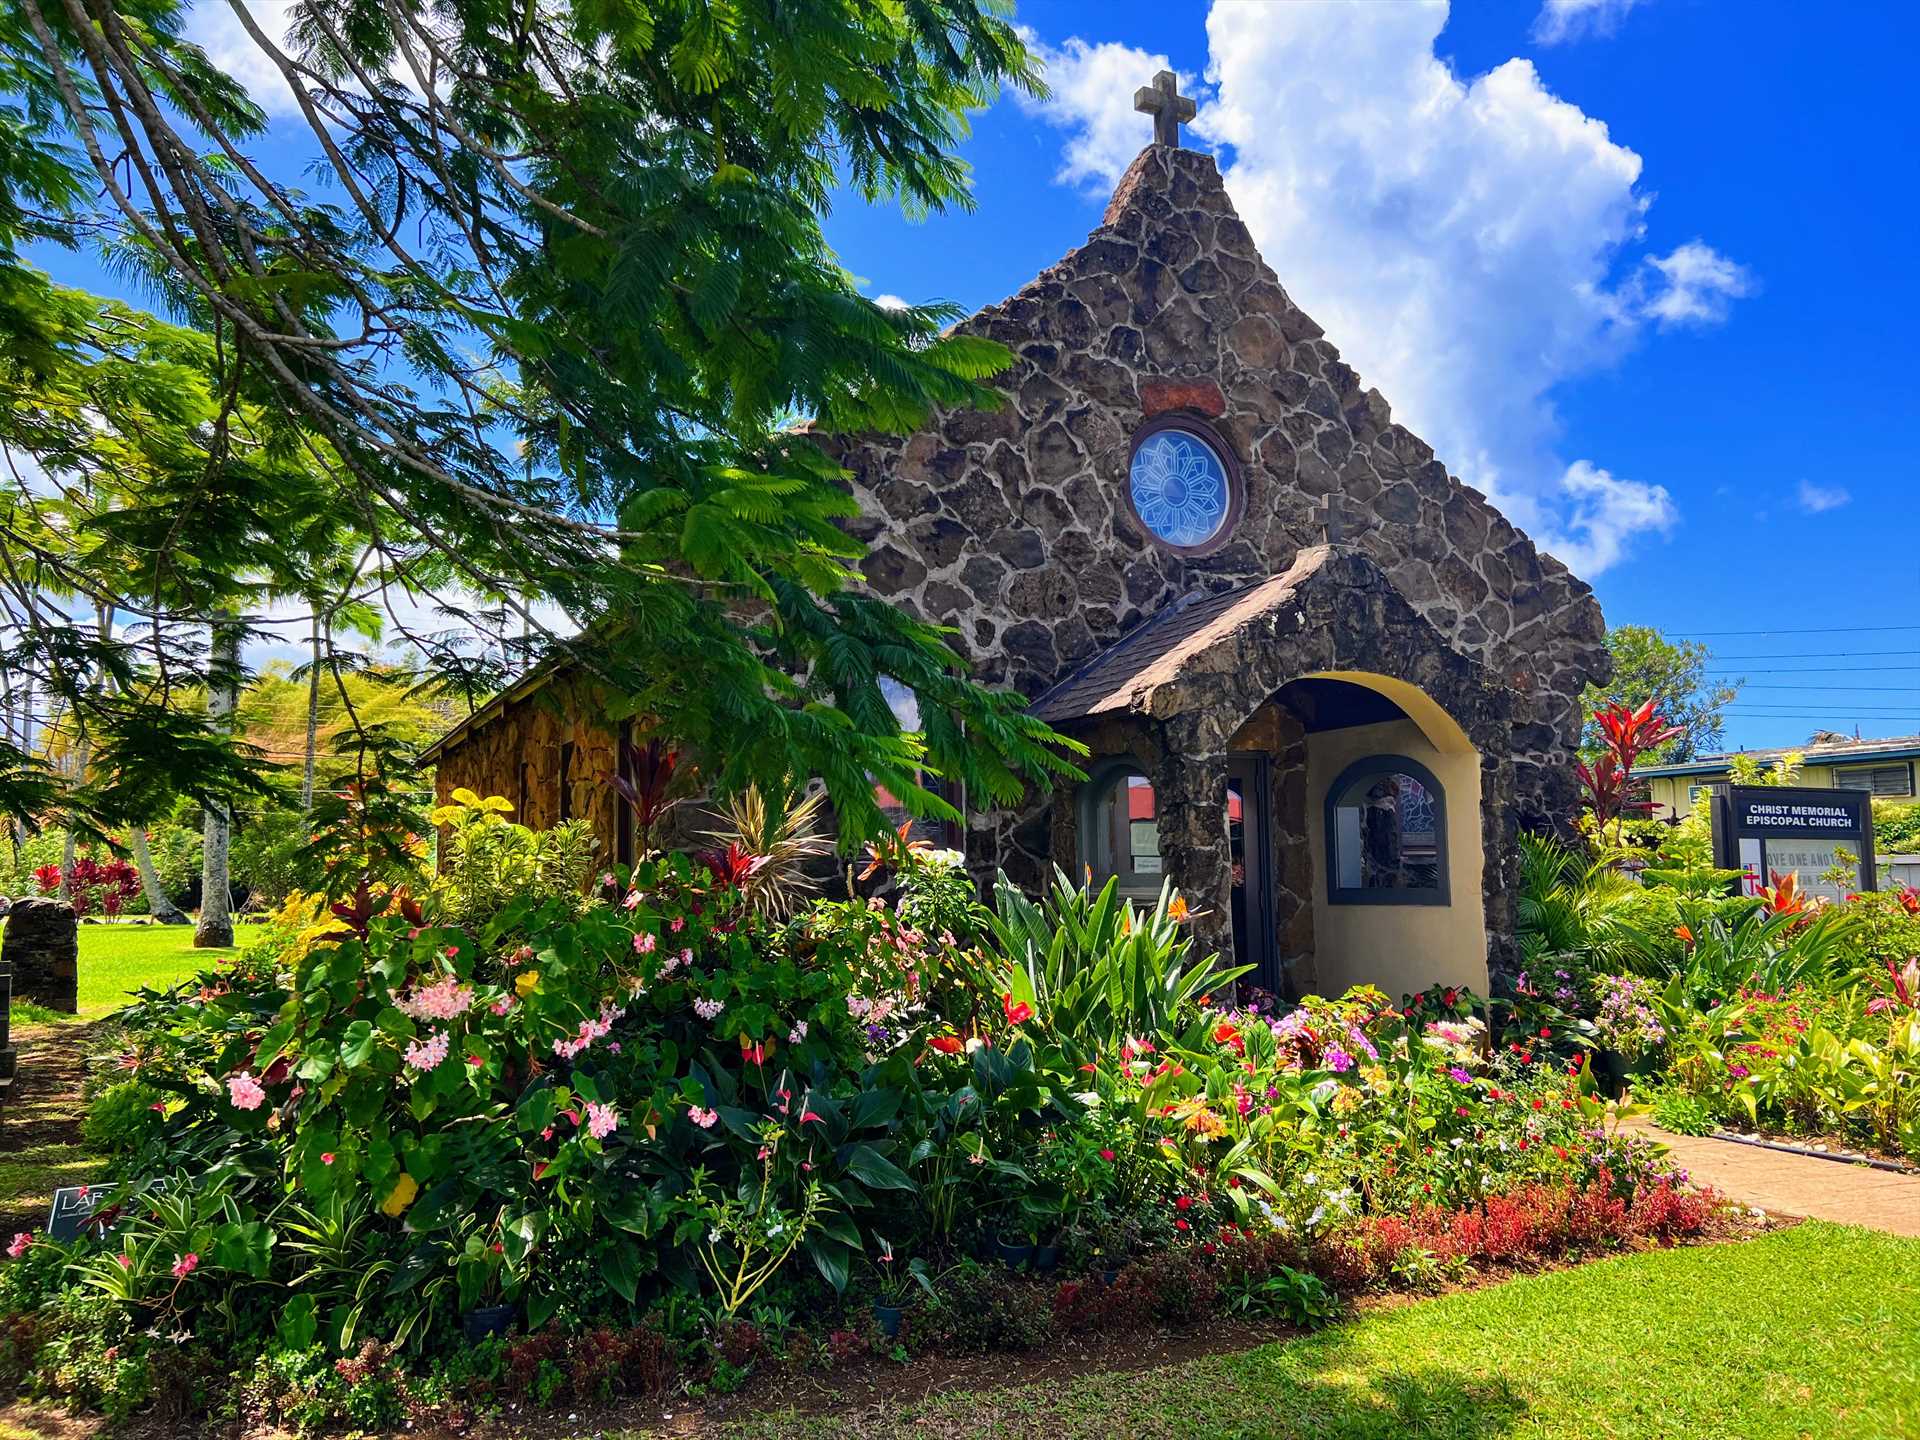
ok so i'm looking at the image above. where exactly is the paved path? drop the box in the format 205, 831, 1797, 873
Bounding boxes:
1628, 1120, 1920, 1238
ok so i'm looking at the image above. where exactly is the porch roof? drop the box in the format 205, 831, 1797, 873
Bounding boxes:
1029, 546, 1335, 725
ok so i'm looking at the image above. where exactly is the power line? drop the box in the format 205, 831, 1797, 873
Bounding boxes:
1707, 649, 1920, 660
1671, 624, 1920, 638
1708, 667, 1920, 675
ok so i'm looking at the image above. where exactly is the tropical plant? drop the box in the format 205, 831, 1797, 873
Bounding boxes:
1578, 700, 1683, 842
1515, 832, 1644, 979
988, 869, 1247, 1067
701, 783, 830, 920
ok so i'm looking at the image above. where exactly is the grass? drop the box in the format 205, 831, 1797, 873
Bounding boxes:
720, 1223, 1920, 1440
5, 921, 265, 1021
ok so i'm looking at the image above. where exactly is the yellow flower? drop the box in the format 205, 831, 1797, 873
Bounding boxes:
380, 1172, 420, 1217
514, 969, 541, 998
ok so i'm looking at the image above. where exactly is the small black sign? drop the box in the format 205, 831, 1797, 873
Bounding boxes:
47, 1184, 117, 1242
1711, 784, 1876, 898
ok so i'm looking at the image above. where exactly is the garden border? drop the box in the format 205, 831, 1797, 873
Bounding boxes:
1701, 1128, 1919, 1177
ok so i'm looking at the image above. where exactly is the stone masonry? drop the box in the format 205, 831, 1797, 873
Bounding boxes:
3, 896, 79, 1013
822, 144, 1609, 898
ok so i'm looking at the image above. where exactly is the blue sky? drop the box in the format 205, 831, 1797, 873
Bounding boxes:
816, 0, 1920, 752
53, 1, 1920, 752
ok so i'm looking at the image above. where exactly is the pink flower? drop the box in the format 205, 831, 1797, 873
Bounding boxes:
586, 1102, 620, 1139
688, 1106, 719, 1129
6, 1232, 31, 1259
540, 1126, 554, 1140
320, 1152, 335, 1166
397, 976, 473, 1022
789, 1020, 809, 1043
800, 1110, 824, 1125
623, 890, 641, 911
444, 945, 459, 959
116, 1253, 132, 1270
670, 915, 686, 933
694, 997, 725, 1021
490, 999, 512, 1016
171, 1252, 199, 1279
634, 932, 657, 954
227, 1072, 267, 1111
608, 1042, 622, 1055
680, 947, 693, 965
403, 1031, 451, 1072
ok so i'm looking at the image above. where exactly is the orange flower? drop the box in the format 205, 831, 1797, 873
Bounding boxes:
926, 1033, 964, 1055
1168, 895, 1190, 923
1674, 924, 1694, 945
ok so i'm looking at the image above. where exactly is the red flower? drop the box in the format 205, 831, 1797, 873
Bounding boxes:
1001, 993, 1034, 1027
800, 1110, 825, 1124
927, 1034, 964, 1055
1175, 1194, 1193, 1211
1174, 1219, 1190, 1232
1202, 1242, 1217, 1255
1531, 1097, 1544, 1110
1099, 1149, 1116, 1162
1539, 1026, 1551, 1039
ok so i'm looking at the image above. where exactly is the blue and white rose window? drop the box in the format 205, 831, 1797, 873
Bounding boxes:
1129, 427, 1233, 548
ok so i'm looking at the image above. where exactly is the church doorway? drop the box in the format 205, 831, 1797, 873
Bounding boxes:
1225, 754, 1276, 991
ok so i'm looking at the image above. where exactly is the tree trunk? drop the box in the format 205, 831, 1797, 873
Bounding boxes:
130, 827, 189, 924
302, 610, 322, 812
194, 613, 240, 948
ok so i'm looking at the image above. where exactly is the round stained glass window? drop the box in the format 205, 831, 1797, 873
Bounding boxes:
1128, 425, 1235, 550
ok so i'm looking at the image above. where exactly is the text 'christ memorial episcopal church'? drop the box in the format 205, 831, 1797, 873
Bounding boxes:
426, 74, 1612, 1004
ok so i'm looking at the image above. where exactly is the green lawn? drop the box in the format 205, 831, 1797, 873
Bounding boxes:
721, 1223, 1920, 1440
8, 920, 266, 1020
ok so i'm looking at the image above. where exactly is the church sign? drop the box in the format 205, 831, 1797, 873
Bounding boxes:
1710, 785, 1876, 901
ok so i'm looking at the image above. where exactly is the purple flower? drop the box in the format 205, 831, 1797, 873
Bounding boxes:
1324, 1043, 1354, 1073
1448, 1066, 1473, 1084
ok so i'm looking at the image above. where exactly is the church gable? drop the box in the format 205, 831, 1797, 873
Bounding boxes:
829, 141, 1607, 828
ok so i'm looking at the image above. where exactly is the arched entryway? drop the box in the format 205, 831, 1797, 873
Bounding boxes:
1226, 672, 1487, 1000
1034, 546, 1516, 1003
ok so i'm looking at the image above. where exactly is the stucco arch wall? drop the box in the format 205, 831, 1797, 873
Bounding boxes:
1304, 713, 1489, 1000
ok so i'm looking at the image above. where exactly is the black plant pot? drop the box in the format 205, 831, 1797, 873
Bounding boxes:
872, 1302, 904, 1339
1099, 1267, 1121, 1289
1031, 1243, 1060, 1273
462, 1303, 515, 1342
995, 1236, 1035, 1269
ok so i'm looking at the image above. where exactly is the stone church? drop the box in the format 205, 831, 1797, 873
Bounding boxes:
426, 78, 1609, 1002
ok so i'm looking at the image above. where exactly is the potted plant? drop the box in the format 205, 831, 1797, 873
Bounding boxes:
457, 1231, 517, 1343
869, 1237, 933, 1338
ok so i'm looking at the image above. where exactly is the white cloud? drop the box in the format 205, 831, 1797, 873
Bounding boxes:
184, 2, 303, 116
1014, 31, 1202, 193
1638, 240, 1756, 326
1551, 461, 1677, 574
1533, 0, 1650, 45
1796, 479, 1851, 514
872, 294, 911, 311
1017, 1, 1747, 574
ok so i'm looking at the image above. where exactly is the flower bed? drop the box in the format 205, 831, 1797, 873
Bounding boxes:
0, 789, 1714, 1433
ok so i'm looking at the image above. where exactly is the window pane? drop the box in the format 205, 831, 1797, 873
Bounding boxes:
1331, 769, 1441, 893
1089, 770, 1160, 887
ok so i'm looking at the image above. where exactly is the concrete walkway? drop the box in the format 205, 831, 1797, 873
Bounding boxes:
1629, 1120, 1920, 1237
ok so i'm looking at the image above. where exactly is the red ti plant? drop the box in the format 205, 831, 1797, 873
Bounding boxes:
1577, 699, 1683, 845
610, 735, 683, 859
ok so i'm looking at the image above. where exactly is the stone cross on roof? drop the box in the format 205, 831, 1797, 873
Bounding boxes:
1133, 69, 1195, 148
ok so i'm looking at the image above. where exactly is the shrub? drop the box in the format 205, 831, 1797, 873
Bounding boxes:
924, 1262, 1054, 1353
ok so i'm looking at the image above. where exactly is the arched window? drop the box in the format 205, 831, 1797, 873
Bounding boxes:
1325, 756, 1448, 905
1081, 763, 1163, 897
